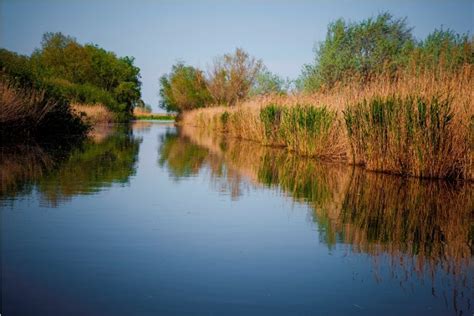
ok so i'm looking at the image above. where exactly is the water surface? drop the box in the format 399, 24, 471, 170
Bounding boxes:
1, 122, 472, 315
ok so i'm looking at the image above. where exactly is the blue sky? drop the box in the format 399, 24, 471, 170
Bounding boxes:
1, 0, 473, 110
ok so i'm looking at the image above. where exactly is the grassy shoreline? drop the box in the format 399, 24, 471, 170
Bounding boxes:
181, 69, 473, 180
133, 113, 176, 121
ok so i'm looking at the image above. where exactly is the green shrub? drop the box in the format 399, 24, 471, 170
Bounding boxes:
260, 104, 283, 142
343, 95, 468, 178
259, 104, 340, 157
298, 13, 473, 92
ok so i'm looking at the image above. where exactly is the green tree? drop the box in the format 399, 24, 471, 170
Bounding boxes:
299, 12, 415, 91
159, 62, 212, 113
207, 48, 263, 105
30, 32, 142, 117
250, 68, 287, 96
414, 28, 473, 72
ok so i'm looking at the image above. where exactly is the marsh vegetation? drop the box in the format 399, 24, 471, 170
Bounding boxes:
158, 13, 473, 180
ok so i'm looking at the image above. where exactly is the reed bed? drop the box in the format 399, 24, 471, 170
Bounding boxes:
181, 67, 473, 179
1, 81, 57, 129
0, 78, 87, 141
71, 103, 115, 124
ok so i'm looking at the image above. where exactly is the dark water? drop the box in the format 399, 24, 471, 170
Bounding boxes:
1, 122, 473, 316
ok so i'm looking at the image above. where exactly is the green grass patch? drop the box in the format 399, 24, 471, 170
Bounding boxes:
134, 114, 176, 121
343, 95, 467, 178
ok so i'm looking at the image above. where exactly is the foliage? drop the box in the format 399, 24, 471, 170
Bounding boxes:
260, 104, 342, 158
249, 68, 287, 96
135, 100, 153, 113
298, 12, 473, 91
343, 95, 469, 179
299, 13, 414, 90
411, 28, 473, 74
159, 62, 212, 113
207, 48, 263, 106
36, 33, 142, 116
158, 131, 209, 178
159, 49, 284, 113
0, 49, 88, 142
134, 114, 175, 121
1, 32, 142, 122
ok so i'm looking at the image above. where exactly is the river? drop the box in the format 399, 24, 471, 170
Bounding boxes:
1, 122, 472, 315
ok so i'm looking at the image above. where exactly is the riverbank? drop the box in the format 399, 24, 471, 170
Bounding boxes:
181, 68, 473, 180
0, 78, 89, 143
133, 113, 176, 121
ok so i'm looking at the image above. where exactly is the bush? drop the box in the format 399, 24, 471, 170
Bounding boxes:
0, 75, 88, 142
159, 62, 212, 113
30, 32, 141, 116
259, 104, 343, 158
343, 95, 469, 179
298, 12, 473, 92
207, 48, 263, 106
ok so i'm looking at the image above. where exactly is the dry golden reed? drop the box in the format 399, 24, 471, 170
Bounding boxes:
181, 67, 473, 179
71, 103, 115, 124
0, 81, 57, 127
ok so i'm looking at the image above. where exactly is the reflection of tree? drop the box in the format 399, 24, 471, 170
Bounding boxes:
158, 131, 209, 179
0, 145, 57, 201
38, 128, 140, 206
158, 128, 255, 199
179, 124, 473, 315
0, 125, 141, 207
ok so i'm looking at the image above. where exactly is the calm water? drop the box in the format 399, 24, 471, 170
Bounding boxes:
1, 122, 473, 316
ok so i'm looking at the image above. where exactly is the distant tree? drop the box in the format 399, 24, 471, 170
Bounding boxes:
414, 28, 473, 72
29, 32, 142, 116
299, 12, 415, 91
135, 100, 152, 113
249, 68, 287, 96
159, 62, 212, 113
207, 48, 263, 105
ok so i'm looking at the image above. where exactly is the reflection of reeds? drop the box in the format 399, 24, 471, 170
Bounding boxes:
0, 146, 56, 201
176, 124, 473, 313
1, 126, 141, 207
338, 171, 473, 314
341, 171, 473, 271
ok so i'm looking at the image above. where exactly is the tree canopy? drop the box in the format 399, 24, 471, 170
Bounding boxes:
3, 32, 144, 118
297, 12, 473, 92
159, 49, 285, 113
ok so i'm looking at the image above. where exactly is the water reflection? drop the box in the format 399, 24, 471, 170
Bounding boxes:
158, 130, 209, 179
159, 125, 473, 314
158, 128, 258, 199
1, 124, 141, 207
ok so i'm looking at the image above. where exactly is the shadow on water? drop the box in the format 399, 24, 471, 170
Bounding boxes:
0, 124, 142, 207
158, 125, 473, 315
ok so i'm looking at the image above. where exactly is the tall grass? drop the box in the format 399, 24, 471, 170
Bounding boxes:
181, 67, 473, 180
344, 95, 469, 179
71, 103, 115, 124
259, 104, 345, 159
0, 78, 87, 142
